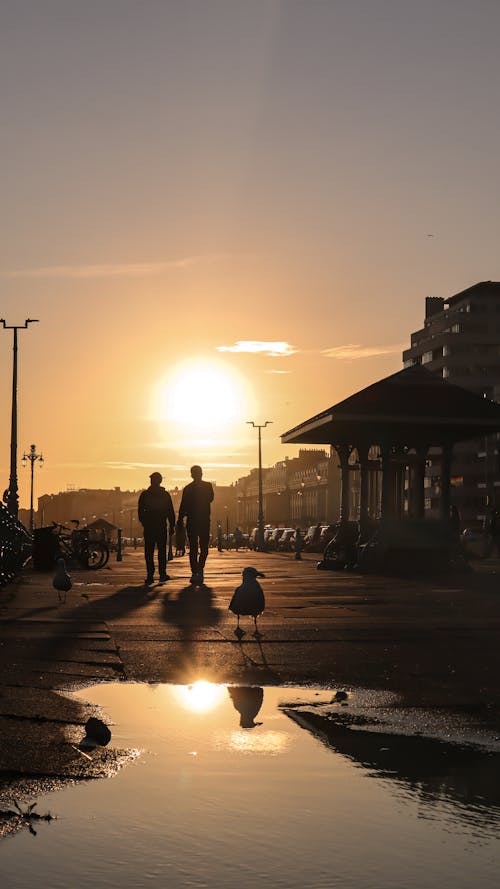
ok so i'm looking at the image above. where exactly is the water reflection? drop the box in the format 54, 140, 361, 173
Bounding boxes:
228, 686, 264, 728
224, 728, 290, 755
172, 680, 226, 713
284, 707, 500, 834
2, 682, 499, 889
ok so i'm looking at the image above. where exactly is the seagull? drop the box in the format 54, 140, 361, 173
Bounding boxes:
53, 557, 72, 603
229, 566, 265, 638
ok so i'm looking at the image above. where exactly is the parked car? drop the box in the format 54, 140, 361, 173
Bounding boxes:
249, 526, 273, 550
318, 524, 337, 549
277, 528, 296, 551
303, 524, 322, 551
268, 527, 286, 550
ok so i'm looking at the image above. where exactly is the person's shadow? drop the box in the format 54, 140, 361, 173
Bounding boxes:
162, 583, 221, 629
161, 584, 222, 680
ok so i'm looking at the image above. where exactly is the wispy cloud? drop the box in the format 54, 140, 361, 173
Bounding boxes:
104, 461, 185, 471
322, 343, 404, 360
264, 369, 291, 374
2, 254, 229, 279
217, 340, 297, 357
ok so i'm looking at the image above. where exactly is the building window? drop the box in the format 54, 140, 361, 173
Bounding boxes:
422, 351, 433, 364
451, 323, 460, 333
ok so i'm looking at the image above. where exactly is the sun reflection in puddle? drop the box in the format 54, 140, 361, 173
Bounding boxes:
171, 679, 226, 713
221, 729, 290, 755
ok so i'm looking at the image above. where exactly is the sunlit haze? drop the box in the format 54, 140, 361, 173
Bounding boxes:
1, 1, 500, 504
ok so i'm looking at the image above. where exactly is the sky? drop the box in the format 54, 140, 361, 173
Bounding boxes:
1, 0, 500, 507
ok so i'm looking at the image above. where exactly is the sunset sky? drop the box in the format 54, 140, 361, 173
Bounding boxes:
1, 0, 500, 507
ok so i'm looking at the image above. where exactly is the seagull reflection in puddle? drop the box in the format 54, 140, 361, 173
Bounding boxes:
228, 686, 264, 728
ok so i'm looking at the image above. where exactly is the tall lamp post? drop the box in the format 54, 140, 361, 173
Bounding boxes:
0, 318, 39, 519
316, 469, 322, 521
22, 444, 43, 531
247, 420, 272, 551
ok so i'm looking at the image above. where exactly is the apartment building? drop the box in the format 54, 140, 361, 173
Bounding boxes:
402, 281, 500, 525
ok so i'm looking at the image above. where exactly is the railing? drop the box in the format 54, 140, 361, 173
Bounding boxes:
0, 503, 32, 585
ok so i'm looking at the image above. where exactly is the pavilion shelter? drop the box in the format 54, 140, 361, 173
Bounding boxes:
281, 365, 500, 536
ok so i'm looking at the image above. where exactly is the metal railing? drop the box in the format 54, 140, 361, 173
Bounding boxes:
0, 502, 32, 585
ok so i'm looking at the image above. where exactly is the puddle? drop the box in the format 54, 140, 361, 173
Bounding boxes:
1, 682, 499, 889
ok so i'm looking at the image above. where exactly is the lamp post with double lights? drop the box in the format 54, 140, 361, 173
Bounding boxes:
247, 420, 272, 551
0, 318, 39, 519
22, 444, 43, 531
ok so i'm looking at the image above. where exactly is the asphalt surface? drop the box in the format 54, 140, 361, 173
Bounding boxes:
1, 546, 500, 832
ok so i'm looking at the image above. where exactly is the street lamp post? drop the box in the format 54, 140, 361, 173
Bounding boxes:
0, 318, 39, 519
247, 420, 272, 551
297, 481, 305, 526
22, 444, 43, 531
316, 469, 322, 521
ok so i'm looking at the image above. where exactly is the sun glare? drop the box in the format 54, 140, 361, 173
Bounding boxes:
151, 359, 252, 430
173, 680, 226, 714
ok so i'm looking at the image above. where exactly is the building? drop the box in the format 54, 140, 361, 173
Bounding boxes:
234, 449, 341, 532
37, 487, 142, 539
402, 281, 500, 525
36, 481, 239, 542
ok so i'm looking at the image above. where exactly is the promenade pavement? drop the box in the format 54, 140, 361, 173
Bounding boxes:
1, 546, 500, 826
1, 546, 499, 705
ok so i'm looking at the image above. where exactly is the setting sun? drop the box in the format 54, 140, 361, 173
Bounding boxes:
151, 359, 253, 431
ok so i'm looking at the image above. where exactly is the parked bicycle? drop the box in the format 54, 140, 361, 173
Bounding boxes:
51, 520, 110, 569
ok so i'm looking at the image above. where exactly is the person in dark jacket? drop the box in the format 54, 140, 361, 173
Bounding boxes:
178, 465, 214, 584
138, 471, 175, 585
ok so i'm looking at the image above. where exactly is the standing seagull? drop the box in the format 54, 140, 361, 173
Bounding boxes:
53, 557, 72, 603
229, 567, 265, 638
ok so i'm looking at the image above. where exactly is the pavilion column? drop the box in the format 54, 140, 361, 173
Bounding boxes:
394, 463, 405, 518
358, 444, 370, 538
335, 443, 351, 525
439, 442, 453, 521
411, 445, 428, 519
380, 445, 395, 520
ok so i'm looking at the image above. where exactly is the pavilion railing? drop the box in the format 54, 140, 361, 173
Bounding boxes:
0, 503, 32, 586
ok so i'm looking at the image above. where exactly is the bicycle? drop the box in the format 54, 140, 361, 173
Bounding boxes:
51, 520, 110, 569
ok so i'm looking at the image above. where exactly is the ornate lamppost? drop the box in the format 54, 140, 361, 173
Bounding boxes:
22, 444, 43, 531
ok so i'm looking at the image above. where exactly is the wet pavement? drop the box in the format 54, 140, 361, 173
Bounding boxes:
2, 681, 499, 886
1, 547, 500, 836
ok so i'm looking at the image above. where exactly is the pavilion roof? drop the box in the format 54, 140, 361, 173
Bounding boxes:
281, 365, 500, 447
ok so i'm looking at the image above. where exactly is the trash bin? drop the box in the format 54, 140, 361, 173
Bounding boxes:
32, 526, 58, 570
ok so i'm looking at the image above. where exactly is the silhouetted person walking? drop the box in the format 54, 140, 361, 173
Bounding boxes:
178, 465, 214, 584
138, 472, 175, 585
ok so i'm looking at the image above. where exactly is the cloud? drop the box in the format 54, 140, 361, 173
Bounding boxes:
2, 254, 230, 279
104, 461, 185, 471
264, 369, 291, 374
322, 343, 405, 360
217, 340, 297, 357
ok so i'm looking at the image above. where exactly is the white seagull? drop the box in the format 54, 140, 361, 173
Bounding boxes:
229, 567, 266, 638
